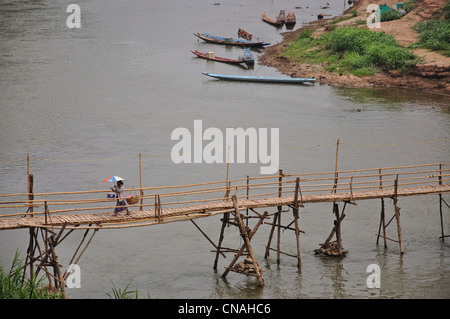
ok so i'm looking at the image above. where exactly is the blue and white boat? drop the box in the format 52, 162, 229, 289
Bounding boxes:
194, 32, 270, 47
202, 72, 315, 83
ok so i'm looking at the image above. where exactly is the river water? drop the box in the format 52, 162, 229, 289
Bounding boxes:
0, 0, 449, 299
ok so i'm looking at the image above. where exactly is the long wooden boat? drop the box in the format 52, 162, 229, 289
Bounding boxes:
194, 32, 270, 47
191, 50, 246, 64
261, 12, 283, 27
202, 72, 315, 83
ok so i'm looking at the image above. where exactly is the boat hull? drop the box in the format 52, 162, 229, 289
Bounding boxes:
191, 50, 246, 64
261, 13, 283, 27
202, 72, 315, 83
194, 33, 270, 47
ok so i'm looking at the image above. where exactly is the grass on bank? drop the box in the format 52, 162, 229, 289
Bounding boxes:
409, 1, 450, 56
0, 251, 63, 299
412, 19, 450, 56
281, 27, 418, 77
0, 251, 147, 299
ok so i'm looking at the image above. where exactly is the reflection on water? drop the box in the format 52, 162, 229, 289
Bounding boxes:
335, 87, 450, 111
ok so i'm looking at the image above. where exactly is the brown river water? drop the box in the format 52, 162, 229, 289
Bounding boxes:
0, 0, 449, 299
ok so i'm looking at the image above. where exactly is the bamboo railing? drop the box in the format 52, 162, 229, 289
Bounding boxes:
0, 163, 449, 230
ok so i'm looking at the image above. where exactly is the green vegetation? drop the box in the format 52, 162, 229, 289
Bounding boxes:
0, 252, 150, 299
0, 251, 63, 299
381, 10, 403, 22
106, 280, 144, 299
282, 27, 417, 77
444, 0, 450, 20
412, 18, 450, 56
411, 0, 450, 57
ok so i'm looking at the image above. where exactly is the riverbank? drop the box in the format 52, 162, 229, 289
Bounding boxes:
258, 0, 450, 96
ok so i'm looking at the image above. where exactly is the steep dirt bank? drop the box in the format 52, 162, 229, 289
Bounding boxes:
258, 0, 450, 96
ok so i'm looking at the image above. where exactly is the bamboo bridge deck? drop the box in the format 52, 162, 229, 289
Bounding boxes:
1, 184, 449, 231
1, 163, 449, 230
1, 162, 449, 294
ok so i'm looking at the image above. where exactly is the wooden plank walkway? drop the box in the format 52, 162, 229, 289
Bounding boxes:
1, 183, 448, 230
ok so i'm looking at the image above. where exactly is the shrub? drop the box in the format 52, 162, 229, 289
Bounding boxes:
352, 66, 379, 76
330, 27, 398, 54
341, 51, 371, 69
381, 10, 403, 22
297, 29, 313, 40
444, 0, 450, 20
330, 27, 416, 70
414, 19, 450, 50
365, 43, 416, 69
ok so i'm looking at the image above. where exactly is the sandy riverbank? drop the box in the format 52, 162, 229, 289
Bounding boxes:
258, 0, 450, 96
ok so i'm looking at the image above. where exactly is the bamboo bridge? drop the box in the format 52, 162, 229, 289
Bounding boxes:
1, 162, 449, 296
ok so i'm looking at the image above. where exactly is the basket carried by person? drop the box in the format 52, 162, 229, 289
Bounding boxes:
126, 195, 139, 205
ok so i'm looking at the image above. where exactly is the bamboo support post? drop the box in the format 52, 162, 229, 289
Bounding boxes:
27, 155, 34, 216
379, 169, 383, 190
214, 212, 229, 270
246, 175, 249, 227
376, 198, 388, 248
332, 139, 339, 193
315, 202, 347, 256
349, 177, 355, 205
222, 195, 265, 286
393, 175, 404, 254
264, 210, 278, 259
264, 170, 284, 260
293, 177, 302, 269
44, 202, 49, 225
277, 169, 283, 264
191, 219, 226, 259
139, 154, 144, 210
25, 226, 68, 298
334, 203, 343, 255
438, 164, 445, 241
224, 145, 231, 200
47, 235, 66, 298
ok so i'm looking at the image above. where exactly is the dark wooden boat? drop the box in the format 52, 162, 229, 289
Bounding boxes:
276, 10, 286, 24
194, 32, 270, 47
191, 50, 246, 64
285, 12, 296, 27
261, 12, 283, 27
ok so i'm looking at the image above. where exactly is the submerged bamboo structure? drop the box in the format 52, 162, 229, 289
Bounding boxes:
1, 158, 449, 292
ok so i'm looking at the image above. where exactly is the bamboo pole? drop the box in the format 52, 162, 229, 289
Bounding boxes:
277, 169, 283, 265
264, 210, 278, 259
376, 198, 388, 248
213, 212, 229, 270
321, 202, 347, 249
293, 178, 302, 269
393, 176, 404, 254
334, 203, 343, 255
332, 139, 339, 194
225, 195, 264, 286
1, 162, 448, 199
48, 235, 66, 298
246, 175, 249, 227
191, 219, 225, 258
224, 145, 231, 200
139, 154, 143, 210
438, 164, 445, 241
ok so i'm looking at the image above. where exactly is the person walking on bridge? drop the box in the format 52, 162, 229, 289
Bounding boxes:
111, 180, 130, 216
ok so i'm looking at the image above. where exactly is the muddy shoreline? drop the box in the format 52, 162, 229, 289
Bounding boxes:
258, 0, 450, 97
